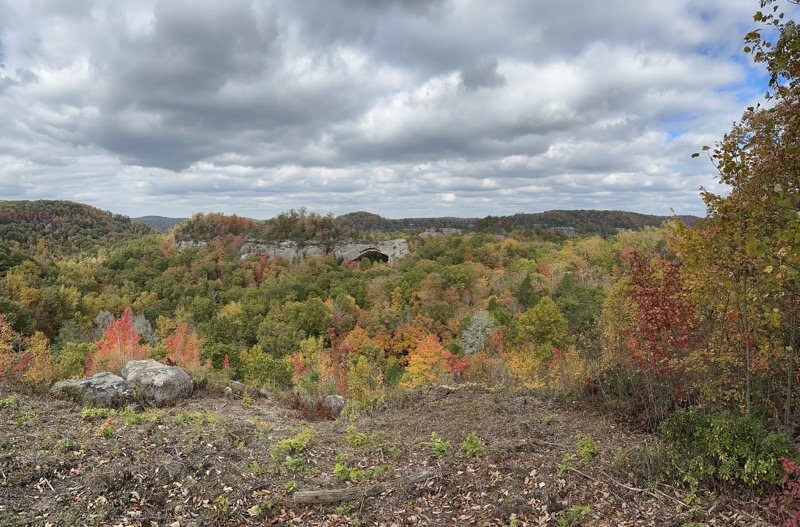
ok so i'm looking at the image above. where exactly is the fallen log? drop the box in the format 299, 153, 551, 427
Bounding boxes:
293, 470, 432, 504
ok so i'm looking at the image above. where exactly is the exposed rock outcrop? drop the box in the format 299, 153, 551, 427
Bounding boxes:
50, 361, 193, 408
50, 372, 136, 407
122, 359, 193, 406
239, 239, 410, 264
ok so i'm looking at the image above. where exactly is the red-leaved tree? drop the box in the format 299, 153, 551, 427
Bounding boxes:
87, 308, 151, 376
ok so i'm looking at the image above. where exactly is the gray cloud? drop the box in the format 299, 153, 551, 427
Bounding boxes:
0, 0, 784, 219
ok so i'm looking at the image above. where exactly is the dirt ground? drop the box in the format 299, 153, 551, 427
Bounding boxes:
0, 383, 780, 526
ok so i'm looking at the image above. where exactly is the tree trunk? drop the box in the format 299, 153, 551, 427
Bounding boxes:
293, 470, 432, 505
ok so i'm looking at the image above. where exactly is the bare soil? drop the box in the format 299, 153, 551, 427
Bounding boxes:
0, 383, 779, 526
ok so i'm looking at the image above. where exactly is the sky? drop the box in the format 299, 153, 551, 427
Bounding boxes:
0, 0, 783, 220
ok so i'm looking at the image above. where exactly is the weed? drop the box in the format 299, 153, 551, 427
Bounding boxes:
16, 408, 38, 427
461, 432, 484, 458
544, 414, 557, 425
337, 502, 355, 515
283, 455, 307, 472
271, 428, 314, 459
0, 396, 19, 408
558, 453, 576, 473
118, 407, 145, 426
81, 407, 114, 422
430, 432, 452, 457
576, 433, 599, 460
555, 504, 590, 526
212, 495, 230, 518
334, 460, 393, 483
56, 437, 78, 452
242, 393, 253, 409
96, 418, 116, 439
284, 481, 299, 493
345, 425, 387, 450
249, 461, 265, 476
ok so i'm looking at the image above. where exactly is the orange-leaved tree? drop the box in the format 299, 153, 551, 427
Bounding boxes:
87, 308, 151, 376
165, 323, 209, 379
401, 334, 453, 389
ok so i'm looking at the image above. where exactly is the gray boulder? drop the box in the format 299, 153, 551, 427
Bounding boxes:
322, 395, 347, 417
122, 359, 193, 406
50, 372, 135, 408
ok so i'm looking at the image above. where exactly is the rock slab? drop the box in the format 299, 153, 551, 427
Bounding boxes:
122, 359, 193, 406
50, 372, 135, 407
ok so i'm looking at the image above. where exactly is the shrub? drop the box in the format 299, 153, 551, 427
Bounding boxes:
776, 448, 800, 526
465, 351, 513, 387
240, 346, 292, 391
56, 342, 94, 379
660, 408, 797, 488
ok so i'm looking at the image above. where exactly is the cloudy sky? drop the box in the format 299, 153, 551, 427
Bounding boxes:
0, 1, 783, 219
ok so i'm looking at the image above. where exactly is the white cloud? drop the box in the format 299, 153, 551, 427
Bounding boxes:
0, 0, 786, 219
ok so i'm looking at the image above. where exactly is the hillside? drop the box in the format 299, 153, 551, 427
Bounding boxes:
0, 200, 153, 257
131, 215, 187, 233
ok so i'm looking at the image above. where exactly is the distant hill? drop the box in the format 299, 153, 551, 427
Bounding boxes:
132, 216, 187, 233
475, 210, 700, 237
335, 212, 478, 234
337, 210, 698, 237
0, 200, 153, 257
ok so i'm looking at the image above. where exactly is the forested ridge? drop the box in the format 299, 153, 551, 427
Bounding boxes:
0, 200, 153, 258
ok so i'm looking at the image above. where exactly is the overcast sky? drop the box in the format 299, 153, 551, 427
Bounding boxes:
0, 1, 782, 219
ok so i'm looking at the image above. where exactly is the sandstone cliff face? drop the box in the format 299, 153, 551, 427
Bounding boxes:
176, 238, 411, 263
239, 239, 410, 263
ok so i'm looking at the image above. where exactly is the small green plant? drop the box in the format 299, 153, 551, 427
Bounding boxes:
336, 502, 356, 515
96, 418, 115, 439
283, 456, 307, 472
544, 414, 557, 425
461, 432, 484, 458
0, 396, 19, 408
284, 481, 299, 493
249, 461, 265, 476
242, 393, 253, 409
334, 459, 393, 483
345, 425, 387, 450
555, 504, 590, 526
16, 408, 38, 428
430, 432, 452, 457
56, 437, 78, 452
118, 407, 145, 426
576, 433, 599, 460
82, 407, 114, 422
271, 428, 315, 459
557, 453, 576, 473
212, 495, 230, 518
